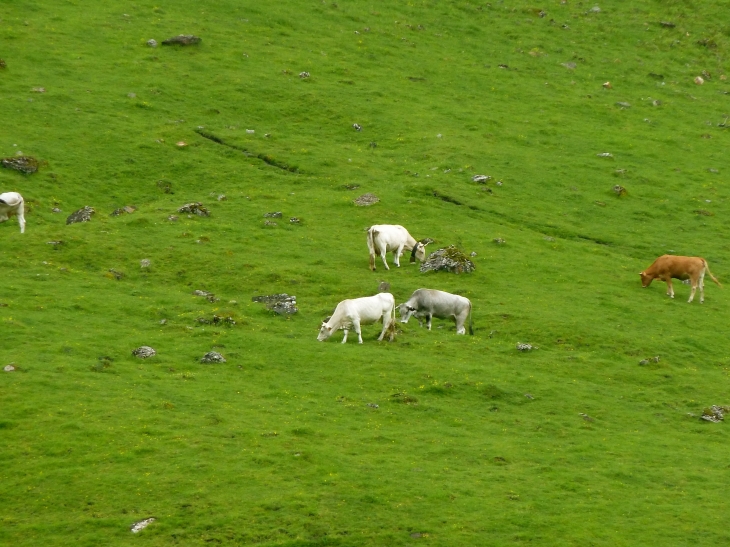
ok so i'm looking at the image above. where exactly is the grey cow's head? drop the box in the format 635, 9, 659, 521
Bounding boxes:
398, 303, 417, 324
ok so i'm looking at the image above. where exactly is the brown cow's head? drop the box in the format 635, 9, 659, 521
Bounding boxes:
639, 271, 654, 287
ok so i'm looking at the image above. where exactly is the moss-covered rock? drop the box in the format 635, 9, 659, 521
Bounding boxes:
420, 245, 475, 274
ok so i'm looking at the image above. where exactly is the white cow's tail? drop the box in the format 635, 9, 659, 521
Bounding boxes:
468, 301, 474, 335
367, 227, 377, 271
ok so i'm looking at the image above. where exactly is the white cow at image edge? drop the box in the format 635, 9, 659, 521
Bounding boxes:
366, 224, 428, 271
0, 192, 25, 233
317, 293, 396, 344
399, 288, 473, 335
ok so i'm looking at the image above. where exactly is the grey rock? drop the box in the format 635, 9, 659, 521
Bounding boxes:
493, 238, 506, 245
701, 405, 729, 423
140, 259, 151, 268
66, 206, 95, 225
613, 184, 627, 196
516, 342, 534, 351
201, 351, 226, 364
472, 174, 491, 183
162, 35, 201, 45
146, 39, 157, 47
4, 364, 15, 372
353, 123, 362, 131
264, 211, 283, 218
252, 293, 298, 315
289, 217, 300, 224
131, 518, 156, 533
353, 193, 380, 206
51, 207, 62, 213
1, 155, 39, 174
615, 101, 631, 108
561, 62, 577, 70
299, 71, 310, 78
132, 346, 156, 359
177, 202, 209, 216
192, 289, 218, 302
420, 246, 475, 274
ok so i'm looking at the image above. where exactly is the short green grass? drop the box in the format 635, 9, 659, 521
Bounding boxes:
2, 0, 730, 545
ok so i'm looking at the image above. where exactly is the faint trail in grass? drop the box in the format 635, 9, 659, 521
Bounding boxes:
194, 129, 300, 173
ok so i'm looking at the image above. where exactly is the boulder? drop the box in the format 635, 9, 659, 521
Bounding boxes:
1, 155, 39, 174
66, 206, 95, 225
162, 35, 201, 45
132, 346, 156, 359
178, 202, 209, 216
420, 246, 475, 274
200, 351, 226, 364
252, 293, 298, 314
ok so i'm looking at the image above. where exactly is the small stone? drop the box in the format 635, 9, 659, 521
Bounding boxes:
160, 319, 167, 325
131, 518, 156, 533
496, 180, 503, 186
694, 76, 704, 85
31, 87, 46, 93
299, 71, 310, 78
264, 220, 277, 226
602, 81, 612, 89
289, 217, 300, 223
66, 206, 95, 225
168, 215, 178, 221
217, 194, 226, 201
4, 364, 15, 372
201, 351, 226, 364
588, 5, 600, 13
176, 141, 187, 147
579, 412, 594, 422
192, 290, 218, 302
470, 252, 477, 257
146, 39, 158, 47
493, 238, 506, 244
367, 403, 379, 409
561, 62, 577, 70
140, 259, 151, 268
524, 393, 534, 399
132, 346, 156, 359
353, 193, 379, 206
162, 35, 201, 46
47, 240, 63, 246
177, 203, 209, 216
108, 269, 124, 280
615, 101, 631, 108
516, 342, 533, 351
597, 152, 613, 157
246, 129, 254, 134
472, 174, 491, 183
353, 123, 362, 131
264, 211, 283, 218
612, 184, 627, 196
51, 208, 62, 213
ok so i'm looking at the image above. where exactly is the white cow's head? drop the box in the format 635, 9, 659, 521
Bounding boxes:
317, 321, 334, 341
409, 241, 429, 263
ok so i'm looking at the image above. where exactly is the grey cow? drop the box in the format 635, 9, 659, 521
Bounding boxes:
399, 288, 473, 335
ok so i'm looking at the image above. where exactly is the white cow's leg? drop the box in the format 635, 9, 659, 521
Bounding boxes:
456, 313, 466, 335
16, 202, 25, 234
379, 244, 390, 270
341, 328, 349, 343
426, 313, 432, 331
352, 320, 363, 344
394, 245, 405, 267
378, 313, 389, 341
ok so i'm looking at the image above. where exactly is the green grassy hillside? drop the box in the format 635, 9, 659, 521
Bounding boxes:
1, 1, 730, 545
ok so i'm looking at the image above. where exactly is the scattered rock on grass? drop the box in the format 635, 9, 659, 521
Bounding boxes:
579, 413, 595, 422
353, 123, 362, 131
4, 364, 15, 372
493, 238, 506, 245
639, 356, 660, 365
353, 193, 379, 206
264, 211, 282, 218
252, 294, 298, 315
131, 518, 156, 533
597, 152, 613, 158
420, 246, 475, 274
111, 205, 137, 216
289, 217, 300, 224
612, 184, 627, 196
472, 174, 491, 183
132, 346, 156, 359
146, 39, 158, 47
701, 405, 729, 423
162, 35, 200, 45
52, 207, 62, 213
108, 269, 124, 280
140, 259, 151, 268
193, 289, 218, 302
200, 351, 226, 364
177, 202, 209, 216
516, 342, 534, 351
66, 206, 95, 225
299, 71, 310, 78
1, 155, 39, 174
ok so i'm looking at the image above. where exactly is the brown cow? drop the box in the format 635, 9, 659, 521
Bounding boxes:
640, 255, 721, 303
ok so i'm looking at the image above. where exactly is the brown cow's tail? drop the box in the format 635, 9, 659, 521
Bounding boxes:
367, 227, 376, 271
703, 259, 722, 287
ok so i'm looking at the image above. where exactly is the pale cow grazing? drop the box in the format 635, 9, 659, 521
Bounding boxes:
318, 293, 395, 344
0, 192, 25, 233
399, 288, 473, 335
640, 255, 721, 303
367, 224, 428, 271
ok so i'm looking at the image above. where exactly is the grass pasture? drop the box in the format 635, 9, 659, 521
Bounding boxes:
1, 0, 730, 545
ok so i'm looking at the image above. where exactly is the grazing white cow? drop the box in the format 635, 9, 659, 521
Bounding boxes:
399, 288, 473, 335
366, 224, 428, 271
318, 293, 395, 344
640, 255, 721, 303
0, 192, 25, 233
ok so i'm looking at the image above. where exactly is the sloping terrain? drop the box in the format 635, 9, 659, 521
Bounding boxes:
1, 1, 729, 545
